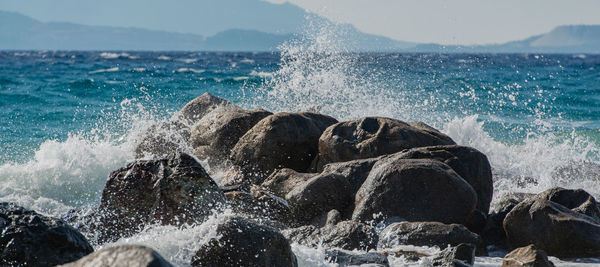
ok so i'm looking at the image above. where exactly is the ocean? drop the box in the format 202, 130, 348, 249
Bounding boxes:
1, 35, 600, 265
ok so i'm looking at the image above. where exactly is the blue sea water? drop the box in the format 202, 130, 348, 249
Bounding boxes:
1, 46, 600, 264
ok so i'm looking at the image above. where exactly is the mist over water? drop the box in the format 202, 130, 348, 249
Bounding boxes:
0, 21, 599, 265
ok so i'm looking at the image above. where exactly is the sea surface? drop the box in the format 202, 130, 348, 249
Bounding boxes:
1, 33, 600, 266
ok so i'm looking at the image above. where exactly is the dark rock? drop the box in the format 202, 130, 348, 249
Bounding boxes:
503, 190, 600, 258
394, 145, 493, 215
191, 217, 297, 267
224, 186, 292, 224
320, 157, 380, 195
536, 187, 600, 223
230, 112, 338, 182
285, 171, 354, 224
502, 245, 555, 267
432, 243, 476, 267
283, 220, 378, 251
325, 249, 389, 266
60, 245, 173, 267
482, 193, 533, 249
190, 107, 272, 166
378, 222, 482, 250
178, 92, 235, 124
0, 202, 93, 266
135, 120, 191, 159
352, 158, 477, 224
261, 168, 314, 197
98, 152, 225, 242
316, 117, 455, 168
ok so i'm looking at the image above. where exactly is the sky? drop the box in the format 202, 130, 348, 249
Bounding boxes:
267, 0, 600, 45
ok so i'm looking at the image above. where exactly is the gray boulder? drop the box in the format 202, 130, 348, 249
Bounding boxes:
0, 203, 93, 266
191, 217, 297, 267
502, 245, 555, 267
231, 112, 337, 182
503, 188, 600, 258
98, 152, 225, 242
352, 158, 477, 224
178, 92, 235, 124
60, 245, 173, 267
378, 222, 481, 250
190, 107, 272, 166
283, 220, 378, 251
316, 117, 455, 169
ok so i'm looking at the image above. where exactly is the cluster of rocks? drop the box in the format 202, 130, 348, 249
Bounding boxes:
3, 93, 600, 266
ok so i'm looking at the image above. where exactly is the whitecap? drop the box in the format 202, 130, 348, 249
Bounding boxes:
89, 67, 119, 74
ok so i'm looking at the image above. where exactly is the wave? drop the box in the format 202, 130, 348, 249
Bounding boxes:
99, 52, 139, 60
175, 68, 205, 74
89, 67, 119, 74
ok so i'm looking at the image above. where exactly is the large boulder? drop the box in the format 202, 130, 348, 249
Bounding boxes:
320, 157, 380, 196
230, 112, 338, 182
378, 222, 481, 250
191, 217, 297, 267
502, 245, 555, 267
60, 245, 173, 267
536, 187, 600, 223
394, 145, 493, 215
316, 117, 455, 169
503, 188, 600, 258
261, 168, 315, 197
98, 152, 225, 242
482, 193, 531, 249
283, 220, 378, 251
178, 92, 236, 124
0, 203, 93, 266
352, 158, 477, 224
224, 186, 292, 225
189, 107, 272, 166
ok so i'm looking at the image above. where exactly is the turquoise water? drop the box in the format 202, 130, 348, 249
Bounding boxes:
1, 47, 599, 265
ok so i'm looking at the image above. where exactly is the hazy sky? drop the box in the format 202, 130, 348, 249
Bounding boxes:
267, 0, 600, 45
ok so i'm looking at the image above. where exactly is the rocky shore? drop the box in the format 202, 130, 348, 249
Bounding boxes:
2, 93, 599, 266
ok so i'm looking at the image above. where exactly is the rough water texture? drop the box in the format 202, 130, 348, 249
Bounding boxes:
1, 21, 600, 266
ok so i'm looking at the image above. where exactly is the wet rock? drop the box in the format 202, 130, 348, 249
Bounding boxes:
60, 245, 173, 267
352, 158, 477, 224
394, 145, 493, 215
378, 222, 482, 251
536, 187, 600, 223
432, 243, 476, 267
98, 152, 225, 242
325, 249, 390, 266
191, 217, 297, 267
230, 112, 338, 182
316, 117, 455, 168
190, 107, 272, 166
135, 120, 191, 159
178, 92, 236, 124
285, 171, 354, 224
261, 168, 314, 197
482, 194, 528, 249
283, 220, 378, 250
0, 202, 93, 266
224, 186, 292, 224
502, 245, 555, 267
503, 189, 600, 258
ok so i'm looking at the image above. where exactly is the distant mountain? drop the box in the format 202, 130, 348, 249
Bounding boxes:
0, 11, 413, 51
409, 25, 600, 53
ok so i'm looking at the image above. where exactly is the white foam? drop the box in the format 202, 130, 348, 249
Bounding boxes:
89, 67, 119, 74
175, 68, 205, 74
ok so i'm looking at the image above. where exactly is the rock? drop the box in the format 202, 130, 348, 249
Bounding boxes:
394, 145, 493, 215
320, 157, 380, 196
378, 222, 482, 251
135, 120, 191, 159
60, 245, 173, 267
352, 158, 477, 224
178, 92, 236, 124
190, 107, 272, 166
503, 191, 600, 258
0, 202, 93, 266
502, 245, 555, 267
325, 249, 390, 266
482, 194, 527, 249
231, 112, 338, 182
285, 171, 354, 224
224, 186, 292, 224
98, 152, 225, 242
432, 243, 476, 267
283, 220, 378, 250
261, 168, 315, 197
536, 187, 600, 223
316, 117, 455, 168
191, 217, 297, 267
